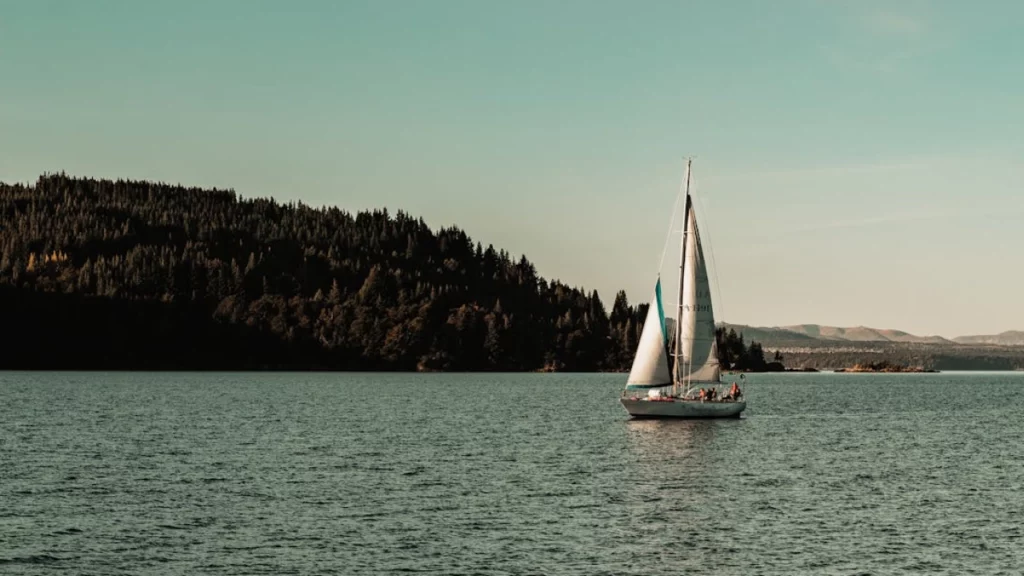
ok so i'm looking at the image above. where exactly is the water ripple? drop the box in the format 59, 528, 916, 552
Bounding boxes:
2, 371, 1024, 574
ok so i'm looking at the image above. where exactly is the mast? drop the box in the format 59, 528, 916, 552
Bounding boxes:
672, 158, 692, 395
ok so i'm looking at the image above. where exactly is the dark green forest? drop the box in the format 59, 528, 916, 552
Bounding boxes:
716, 327, 784, 372
0, 173, 770, 371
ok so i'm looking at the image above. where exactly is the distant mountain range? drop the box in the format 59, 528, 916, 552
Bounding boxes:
709, 324, 1024, 371
656, 320, 1024, 370
717, 323, 1024, 348
952, 331, 1024, 346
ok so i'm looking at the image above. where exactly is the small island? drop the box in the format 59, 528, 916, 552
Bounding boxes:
834, 361, 939, 373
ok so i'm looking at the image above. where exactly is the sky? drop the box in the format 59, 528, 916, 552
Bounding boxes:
1, 0, 1022, 337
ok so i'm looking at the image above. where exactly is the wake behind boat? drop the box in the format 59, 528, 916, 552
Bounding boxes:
620, 159, 745, 419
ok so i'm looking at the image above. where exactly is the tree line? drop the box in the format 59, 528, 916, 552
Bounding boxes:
716, 327, 779, 372
776, 345, 1024, 371
0, 173, 773, 371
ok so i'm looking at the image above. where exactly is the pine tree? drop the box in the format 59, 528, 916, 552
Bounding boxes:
328, 279, 342, 304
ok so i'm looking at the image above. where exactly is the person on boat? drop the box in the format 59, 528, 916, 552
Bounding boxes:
698, 388, 706, 401
729, 382, 741, 400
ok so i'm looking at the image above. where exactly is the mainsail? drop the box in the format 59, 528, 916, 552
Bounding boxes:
676, 201, 720, 385
624, 279, 672, 390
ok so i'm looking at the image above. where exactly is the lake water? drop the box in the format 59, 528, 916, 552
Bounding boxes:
2, 371, 1023, 575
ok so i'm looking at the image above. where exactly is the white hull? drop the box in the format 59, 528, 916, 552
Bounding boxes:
620, 397, 746, 419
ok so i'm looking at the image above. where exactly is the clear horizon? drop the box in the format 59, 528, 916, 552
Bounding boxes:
2, 1, 1022, 337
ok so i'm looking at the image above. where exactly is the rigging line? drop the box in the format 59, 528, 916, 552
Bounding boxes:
657, 162, 689, 273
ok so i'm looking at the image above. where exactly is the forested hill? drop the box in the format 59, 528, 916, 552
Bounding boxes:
0, 173, 656, 371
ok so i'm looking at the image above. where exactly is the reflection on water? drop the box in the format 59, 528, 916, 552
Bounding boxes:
615, 418, 751, 557
621, 419, 741, 514
625, 417, 725, 462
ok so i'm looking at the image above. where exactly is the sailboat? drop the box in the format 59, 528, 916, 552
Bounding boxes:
619, 159, 746, 419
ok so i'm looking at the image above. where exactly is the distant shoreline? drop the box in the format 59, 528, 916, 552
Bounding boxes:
834, 367, 939, 374
19, 367, 1024, 374
725, 365, 946, 374
723, 367, 819, 374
